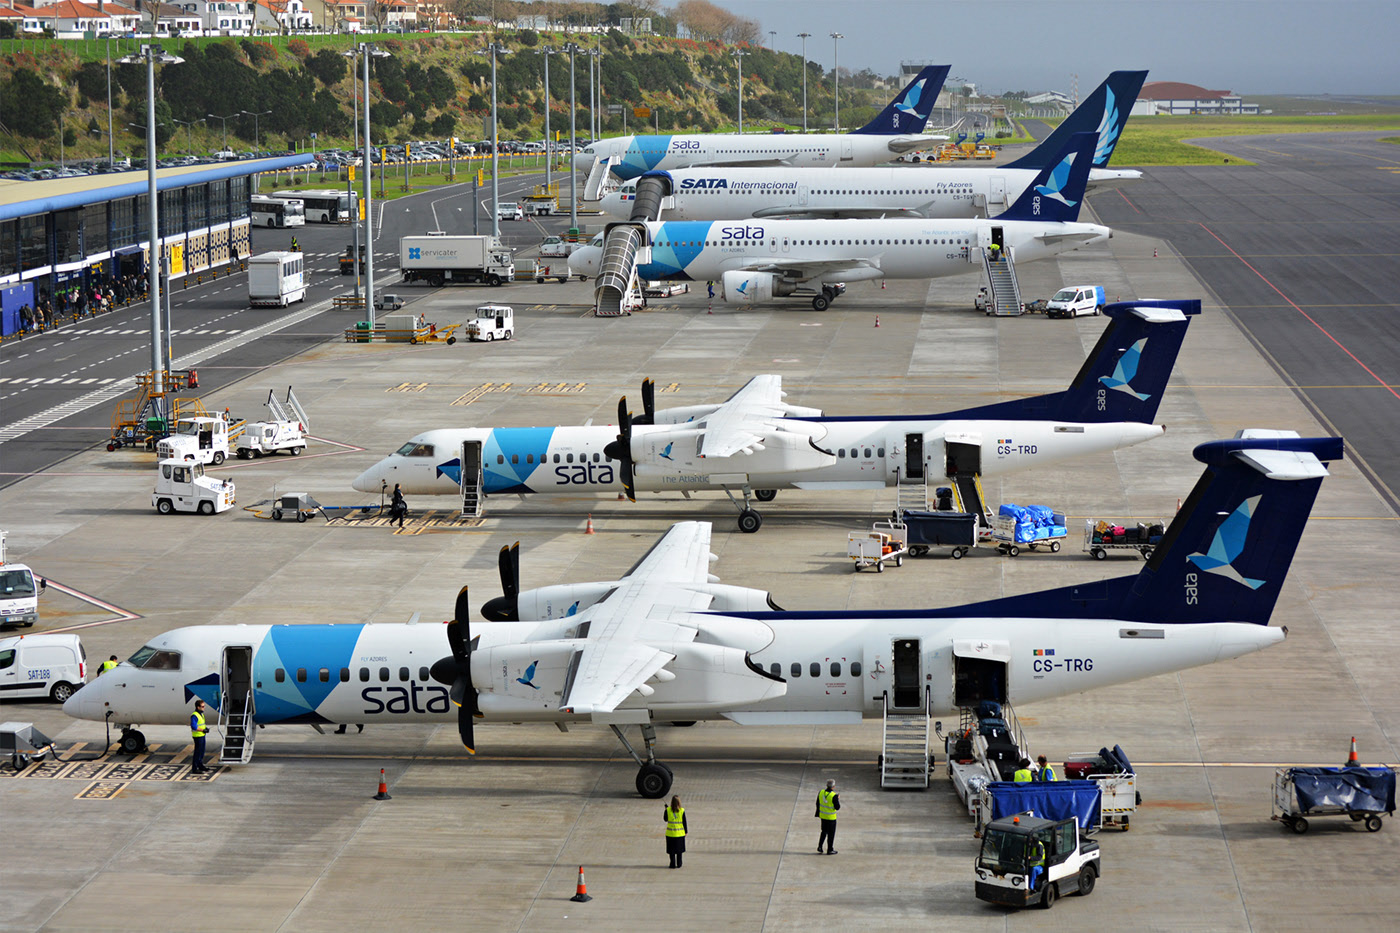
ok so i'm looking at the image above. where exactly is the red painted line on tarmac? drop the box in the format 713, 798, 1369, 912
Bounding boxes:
1116, 189, 1142, 214
39, 579, 143, 632
1198, 222, 1400, 402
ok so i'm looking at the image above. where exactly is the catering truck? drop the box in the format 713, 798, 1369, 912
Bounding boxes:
399, 234, 514, 288
248, 250, 307, 307
0, 531, 45, 629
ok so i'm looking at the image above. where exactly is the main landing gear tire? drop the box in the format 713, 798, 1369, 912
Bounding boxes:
636, 762, 673, 798
119, 729, 147, 754
811, 294, 830, 312
737, 509, 763, 534
754, 489, 777, 502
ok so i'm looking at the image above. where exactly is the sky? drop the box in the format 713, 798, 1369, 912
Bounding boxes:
702, 0, 1400, 95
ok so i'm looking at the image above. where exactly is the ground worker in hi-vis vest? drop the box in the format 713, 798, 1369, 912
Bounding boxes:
99, 655, 119, 675
664, 795, 687, 868
1014, 758, 1034, 782
816, 779, 841, 854
189, 699, 210, 774
1036, 755, 1058, 781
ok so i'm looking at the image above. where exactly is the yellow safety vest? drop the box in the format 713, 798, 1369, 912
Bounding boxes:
100, 660, 118, 674
191, 710, 207, 738
1037, 766, 1058, 782
1014, 768, 1033, 782
664, 806, 685, 838
1030, 841, 1046, 867
817, 789, 838, 820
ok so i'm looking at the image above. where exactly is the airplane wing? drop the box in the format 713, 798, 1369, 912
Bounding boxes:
735, 257, 882, 283
886, 134, 948, 153
694, 375, 801, 458
752, 206, 927, 220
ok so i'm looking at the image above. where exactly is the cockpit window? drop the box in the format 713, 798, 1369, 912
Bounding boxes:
127, 646, 182, 670
395, 442, 435, 457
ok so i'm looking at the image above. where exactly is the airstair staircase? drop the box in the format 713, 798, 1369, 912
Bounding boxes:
894, 466, 928, 514
982, 249, 1023, 316
267, 387, 309, 428
217, 690, 255, 765
881, 689, 933, 789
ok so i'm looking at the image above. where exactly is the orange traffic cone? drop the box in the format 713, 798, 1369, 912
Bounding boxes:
873, 315, 880, 328
570, 865, 593, 902
585, 514, 595, 535
1153, 247, 1158, 258
880, 279, 886, 289
373, 768, 391, 800
1346, 736, 1360, 767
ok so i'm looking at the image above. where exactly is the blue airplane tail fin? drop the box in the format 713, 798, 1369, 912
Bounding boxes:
1005, 70, 1148, 170
995, 132, 1097, 223
933, 432, 1341, 626
851, 65, 949, 135
940, 299, 1199, 424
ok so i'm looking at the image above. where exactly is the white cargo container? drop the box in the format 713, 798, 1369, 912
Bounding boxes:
248, 250, 307, 307
399, 234, 514, 288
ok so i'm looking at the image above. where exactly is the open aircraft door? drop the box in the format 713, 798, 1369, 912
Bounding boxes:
904, 432, 926, 482
952, 639, 1011, 708
864, 637, 926, 710
461, 439, 484, 517
221, 646, 253, 719
942, 431, 983, 477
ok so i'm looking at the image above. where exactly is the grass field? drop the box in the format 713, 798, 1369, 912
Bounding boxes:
1102, 114, 1400, 166
255, 164, 550, 202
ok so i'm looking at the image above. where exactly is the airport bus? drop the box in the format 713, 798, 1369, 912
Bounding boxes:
250, 195, 305, 228
272, 189, 352, 224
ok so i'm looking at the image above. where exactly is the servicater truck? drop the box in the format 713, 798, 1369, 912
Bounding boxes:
399, 234, 514, 287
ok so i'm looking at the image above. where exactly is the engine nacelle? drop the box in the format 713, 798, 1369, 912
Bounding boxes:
513, 583, 615, 622
474, 639, 579, 701
650, 404, 721, 426
721, 270, 792, 304
687, 584, 781, 616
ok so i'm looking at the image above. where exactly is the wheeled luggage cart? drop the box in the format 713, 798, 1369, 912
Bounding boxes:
1272, 766, 1397, 834
900, 509, 979, 559
847, 520, 909, 572
1083, 518, 1165, 560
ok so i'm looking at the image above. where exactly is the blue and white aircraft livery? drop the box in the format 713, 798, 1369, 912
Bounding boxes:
352, 301, 1199, 532
598, 72, 1149, 223
572, 132, 1107, 310
66, 430, 1340, 799
572, 65, 950, 198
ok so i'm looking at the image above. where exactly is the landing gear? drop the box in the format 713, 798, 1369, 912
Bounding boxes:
724, 487, 765, 534
119, 728, 147, 754
738, 510, 763, 534
611, 722, 673, 798
754, 489, 777, 502
812, 294, 830, 311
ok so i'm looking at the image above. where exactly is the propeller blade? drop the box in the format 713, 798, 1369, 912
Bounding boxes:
458, 704, 476, 755
620, 457, 635, 501
446, 586, 478, 754
637, 378, 655, 425
481, 544, 522, 621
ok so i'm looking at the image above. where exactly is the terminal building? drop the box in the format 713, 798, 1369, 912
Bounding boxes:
0, 155, 311, 337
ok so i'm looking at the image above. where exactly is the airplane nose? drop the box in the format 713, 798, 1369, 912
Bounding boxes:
63, 681, 102, 720
352, 463, 385, 493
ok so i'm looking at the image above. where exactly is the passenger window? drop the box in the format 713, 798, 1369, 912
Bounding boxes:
810, 662, 820, 678
319, 668, 330, 683
511, 454, 519, 465
790, 662, 801, 678
593, 453, 600, 463
399, 667, 410, 682
419, 666, 430, 681
863, 449, 872, 459
831, 662, 841, 677
496, 455, 504, 464
359, 667, 370, 682
297, 668, 307, 683
526, 454, 534, 464
770, 662, 780, 676
838, 449, 846, 458
567, 453, 574, 463
379, 667, 390, 682
851, 661, 862, 677
340, 668, 350, 683
553, 454, 560, 463
275, 668, 285, 683
877, 448, 885, 458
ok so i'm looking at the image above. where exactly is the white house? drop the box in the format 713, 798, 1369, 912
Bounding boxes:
182, 0, 253, 34
252, 0, 312, 32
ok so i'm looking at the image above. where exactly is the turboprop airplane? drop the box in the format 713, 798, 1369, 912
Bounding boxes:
569, 132, 1109, 311
351, 300, 1199, 532
65, 430, 1342, 799
597, 71, 1149, 223
571, 65, 950, 198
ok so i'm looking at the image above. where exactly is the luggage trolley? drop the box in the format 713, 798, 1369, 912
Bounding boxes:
1272, 766, 1397, 834
847, 520, 909, 572
900, 509, 980, 559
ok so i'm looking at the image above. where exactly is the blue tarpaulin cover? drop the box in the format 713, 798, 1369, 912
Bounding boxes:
987, 780, 1103, 829
1290, 767, 1396, 815
998, 503, 1067, 543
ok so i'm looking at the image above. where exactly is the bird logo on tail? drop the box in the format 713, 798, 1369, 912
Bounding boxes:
1033, 150, 1082, 207
1098, 338, 1152, 400
1186, 495, 1266, 590
895, 79, 927, 117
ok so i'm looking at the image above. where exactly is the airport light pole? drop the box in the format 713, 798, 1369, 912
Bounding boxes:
565, 41, 579, 232
769, 30, 776, 51
206, 113, 236, 152
105, 35, 114, 165
480, 41, 510, 238
732, 49, 748, 134
240, 109, 271, 149
173, 117, 203, 155
344, 43, 390, 327
830, 32, 843, 132
797, 32, 811, 131
539, 46, 556, 193
588, 47, 600, 141
118, 44, 182, 401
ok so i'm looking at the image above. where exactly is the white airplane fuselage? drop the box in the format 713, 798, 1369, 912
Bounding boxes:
64, 618, 1284, 729
599, 165, 1142, 222
353, 419, 1162, 498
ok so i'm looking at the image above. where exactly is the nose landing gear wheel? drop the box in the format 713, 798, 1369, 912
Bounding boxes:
119, 729, 147, 754
636, 762, 673, 799
737, 509, 763, 534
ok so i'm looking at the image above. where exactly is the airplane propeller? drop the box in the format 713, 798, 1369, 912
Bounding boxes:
480, 543, 521, 622
633, 378, 656, 425
603, 395, 637, 501
429, 586, 479, 754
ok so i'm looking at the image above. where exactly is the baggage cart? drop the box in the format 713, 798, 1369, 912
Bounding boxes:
847, 520, 908, 572
1063, 746, 1140, 830
1272, 766, 1397, 834
1083, 518, 1165, 560
993, 504, 1067, 557
900, 509, 979, 559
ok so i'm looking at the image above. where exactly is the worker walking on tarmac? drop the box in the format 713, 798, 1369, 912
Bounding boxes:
190, 699, 210, 773
98, 655, 119, 676
816, 778, 840, 854
290, 235, 301, 253
707, 280, 715, 300
390, 483, 407, 529
663, 795, 687, 868
1014, 758, 1034, 782
1036, 755, 1058, 781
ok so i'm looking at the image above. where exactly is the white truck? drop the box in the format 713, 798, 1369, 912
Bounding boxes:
153, 459, 236, 515
399, 234, 514, 288
248, 250, 307, 307
465, 305, 514, 342
539, 235, 581, 259
975, 813, 1100, 909
0, 531, 45, 629
158, 415, 240, 466
236, 387, 309, 459
1045, 284, 1105, 319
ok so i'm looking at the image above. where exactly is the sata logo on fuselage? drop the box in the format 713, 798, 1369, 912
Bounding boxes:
361, 680, 451, 715
680, 178, 728, 190
719, 224, 765, 240
671, 139, 702, 150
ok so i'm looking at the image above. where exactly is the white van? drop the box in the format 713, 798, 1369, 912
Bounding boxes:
0, 633, 87, 702
1046, 285, 1106, 319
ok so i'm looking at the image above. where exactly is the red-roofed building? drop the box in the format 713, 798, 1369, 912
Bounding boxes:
251, 0, 312, 32
1135, 81, 1260, 116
